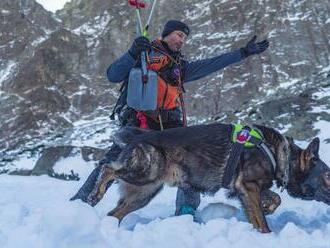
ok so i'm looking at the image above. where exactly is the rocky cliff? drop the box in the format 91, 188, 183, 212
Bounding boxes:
1, 0, 329, 173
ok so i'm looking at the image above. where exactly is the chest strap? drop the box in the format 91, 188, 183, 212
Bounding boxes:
223, 124, 277, 188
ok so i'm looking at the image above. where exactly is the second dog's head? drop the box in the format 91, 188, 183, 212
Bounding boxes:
287, 138, 330, 205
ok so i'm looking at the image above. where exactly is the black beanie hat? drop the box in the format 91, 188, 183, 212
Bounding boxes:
161, 20, 190, 38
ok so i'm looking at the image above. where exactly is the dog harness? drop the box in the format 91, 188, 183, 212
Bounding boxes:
223, 124, 277, 188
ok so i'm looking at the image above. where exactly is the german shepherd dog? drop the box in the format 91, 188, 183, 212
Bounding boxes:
71, 123, 330, 233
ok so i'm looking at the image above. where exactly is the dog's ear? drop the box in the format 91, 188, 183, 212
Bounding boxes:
131, 143, 156, 166
306, 137, 320, 157
285, 136, 294, 145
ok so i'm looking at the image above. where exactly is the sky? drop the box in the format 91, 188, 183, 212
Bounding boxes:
35, 0, 70, 12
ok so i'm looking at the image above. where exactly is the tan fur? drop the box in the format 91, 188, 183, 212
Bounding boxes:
109, 180, 163, 221
163, 163, 184, 186
235, 173, 271, 233
88, 166, 115, 204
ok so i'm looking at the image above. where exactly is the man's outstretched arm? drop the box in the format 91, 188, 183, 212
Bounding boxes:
184, 36, 269, 83
183, 49, 244, 83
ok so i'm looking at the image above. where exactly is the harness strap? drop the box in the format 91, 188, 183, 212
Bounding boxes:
259, 143, 276, 174
177, 68, 187, 127
110, 81, 128, 120
223, 141, 245, 187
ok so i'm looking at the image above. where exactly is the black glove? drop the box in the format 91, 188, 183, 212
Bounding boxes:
240, 35, 269, 58
128, 36, 151, 60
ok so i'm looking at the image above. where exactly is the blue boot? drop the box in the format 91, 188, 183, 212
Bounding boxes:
175, 187, 200, 220
177, 204, 196, 216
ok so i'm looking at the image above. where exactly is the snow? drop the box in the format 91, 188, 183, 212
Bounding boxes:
290, 60, 309, 66
35, 0, 69, 13
69, 117, 118, 148
52, 148, 95, 176
72, 11, 113, 48
0, 61, 17, 85
0, 172, 329, 248
1, 10, 10, 15
185, 0, 212, 21
31, 36, 48, 47
1, 119, 330, 247
265, 77, 303, 96
278, 123, 293, 133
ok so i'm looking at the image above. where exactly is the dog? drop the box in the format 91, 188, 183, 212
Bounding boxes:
71, 123, 330, 233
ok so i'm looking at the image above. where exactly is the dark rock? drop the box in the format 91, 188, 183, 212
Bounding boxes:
31, 146, 73, 176
30, 145, 107, 178
1, 0, 330, 169
81, 146, 107, 161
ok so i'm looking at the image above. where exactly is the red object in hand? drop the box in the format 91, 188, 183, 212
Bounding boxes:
136, 111, 148, 129
128, 0, 146, 8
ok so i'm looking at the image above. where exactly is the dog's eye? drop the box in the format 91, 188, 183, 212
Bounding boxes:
301, 185, 315, 198
311, 157, 319, 163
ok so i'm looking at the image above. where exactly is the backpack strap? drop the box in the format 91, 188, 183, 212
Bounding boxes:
110, 81, 128, 120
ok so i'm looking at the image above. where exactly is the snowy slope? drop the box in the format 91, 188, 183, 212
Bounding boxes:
0, 174, 329, 247
0, 122, 330, 248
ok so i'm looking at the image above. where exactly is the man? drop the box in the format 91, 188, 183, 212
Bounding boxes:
108, 20, 269, 131
107, 20, 269, 216
72, 20, 269, 218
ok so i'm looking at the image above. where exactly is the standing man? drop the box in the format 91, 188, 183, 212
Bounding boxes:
109, 20, 269, 131
72, 20, 269, 218
107, 20, 269, 216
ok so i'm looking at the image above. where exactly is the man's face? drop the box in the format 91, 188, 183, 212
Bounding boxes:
163, 31, 187, 52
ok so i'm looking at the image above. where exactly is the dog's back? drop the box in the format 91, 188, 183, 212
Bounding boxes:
118, 123, 233, 149
116, 123, 235, 192
73, 122, 330, 233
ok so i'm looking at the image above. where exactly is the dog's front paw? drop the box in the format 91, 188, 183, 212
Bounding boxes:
261, 190, 281, 215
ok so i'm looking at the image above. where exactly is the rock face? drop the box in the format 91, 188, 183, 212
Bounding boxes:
30, 145, 106, 176
0, 0, 330, 171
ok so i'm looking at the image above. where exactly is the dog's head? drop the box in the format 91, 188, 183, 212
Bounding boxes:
112, 142, 166, 185
287, 137, 330, 205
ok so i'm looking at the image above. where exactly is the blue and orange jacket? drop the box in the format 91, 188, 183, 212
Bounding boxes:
107, 39, 244, 110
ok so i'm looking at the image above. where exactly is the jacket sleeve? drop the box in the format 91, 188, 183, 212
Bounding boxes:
183, 49, 244, 83
106, 52, 136, 83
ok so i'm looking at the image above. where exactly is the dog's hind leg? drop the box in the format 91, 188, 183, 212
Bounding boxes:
108, 181, 163, 222
235, 175, 271, 233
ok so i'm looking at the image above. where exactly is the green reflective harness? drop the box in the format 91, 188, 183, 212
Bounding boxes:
223, 124, 276, 188
231, 124, 263, 148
